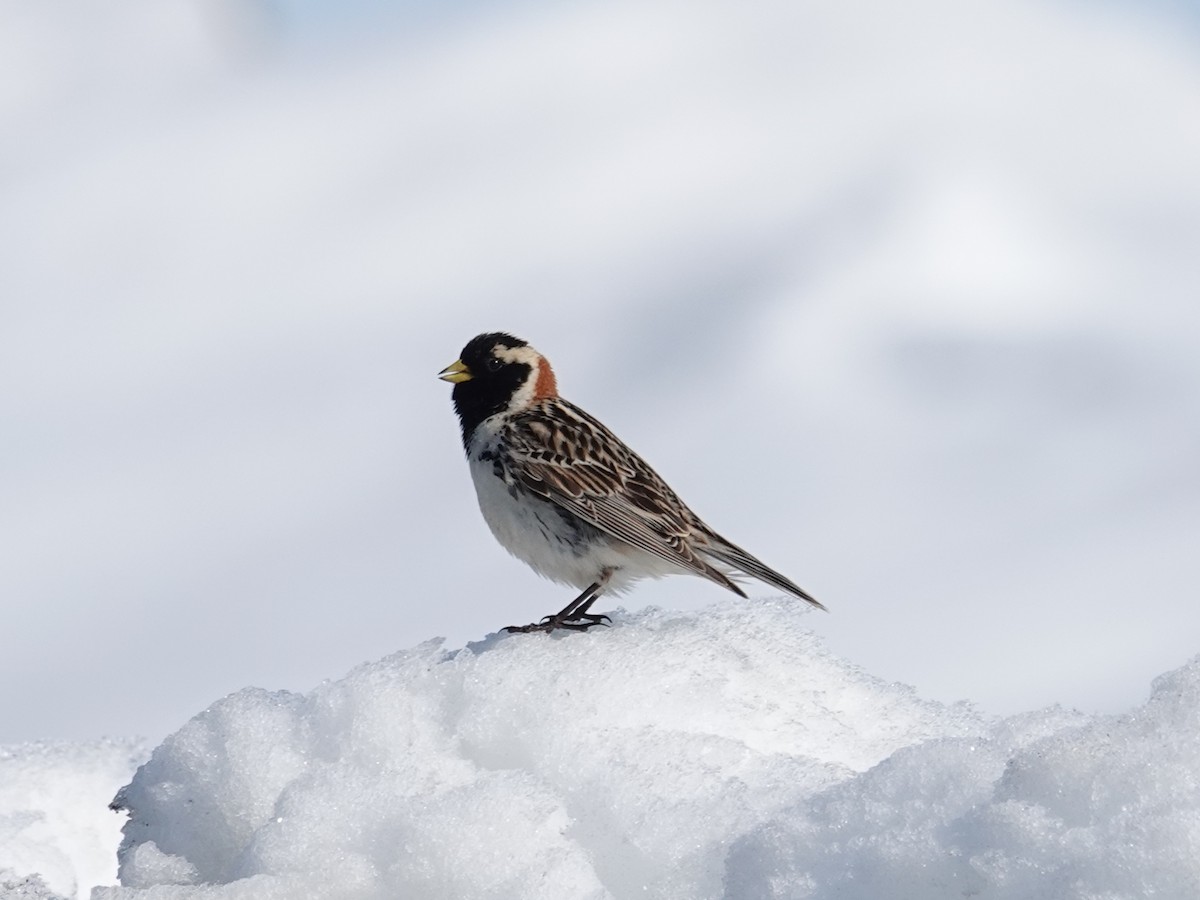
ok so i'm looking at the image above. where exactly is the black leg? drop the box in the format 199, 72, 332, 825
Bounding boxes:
504, 579, 612, 634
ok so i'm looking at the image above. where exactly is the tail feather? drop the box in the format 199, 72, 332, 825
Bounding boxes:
695, 556, 749, 599
700, 534, 826, 611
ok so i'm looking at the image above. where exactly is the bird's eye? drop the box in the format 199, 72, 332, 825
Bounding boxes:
486, 356, 503, 373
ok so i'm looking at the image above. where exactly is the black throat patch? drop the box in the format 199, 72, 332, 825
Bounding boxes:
450, 333, 532, 448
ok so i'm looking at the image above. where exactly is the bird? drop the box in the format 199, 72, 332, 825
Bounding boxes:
439, 332, 825, 633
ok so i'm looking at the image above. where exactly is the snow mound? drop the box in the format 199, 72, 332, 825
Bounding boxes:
728, 659, 1200, 898
100, 601, 1198, 899
0, 738, 146, 900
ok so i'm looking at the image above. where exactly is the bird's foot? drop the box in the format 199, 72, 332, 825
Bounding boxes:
503, 612, 611, 634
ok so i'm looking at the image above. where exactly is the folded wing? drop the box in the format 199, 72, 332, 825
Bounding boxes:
506, 401, 823, 610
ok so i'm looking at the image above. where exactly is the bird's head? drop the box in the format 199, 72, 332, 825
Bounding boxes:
439, 332, 558, 444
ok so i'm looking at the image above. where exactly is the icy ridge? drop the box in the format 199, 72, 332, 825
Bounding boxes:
94, 600, 1199, 899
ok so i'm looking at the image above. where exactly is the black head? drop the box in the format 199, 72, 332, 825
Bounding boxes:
439, 332, 546, 447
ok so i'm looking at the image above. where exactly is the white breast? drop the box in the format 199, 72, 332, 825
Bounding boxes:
465, 424, 679, 593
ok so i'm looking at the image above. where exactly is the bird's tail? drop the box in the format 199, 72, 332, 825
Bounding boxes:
699, 533, 826, 611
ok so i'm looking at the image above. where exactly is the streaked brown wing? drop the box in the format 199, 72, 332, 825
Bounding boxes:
505, 401, 742, 591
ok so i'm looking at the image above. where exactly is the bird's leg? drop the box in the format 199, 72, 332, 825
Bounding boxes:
504, 572, 613, 634
550, 583, 611, 627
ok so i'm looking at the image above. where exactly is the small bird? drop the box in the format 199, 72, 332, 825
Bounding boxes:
439, 332, 825, 633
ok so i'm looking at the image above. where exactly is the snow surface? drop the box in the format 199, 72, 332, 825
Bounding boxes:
69, 601, 1195, 900
0, 739, 146, 900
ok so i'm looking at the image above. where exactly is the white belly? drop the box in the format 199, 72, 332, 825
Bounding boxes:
466, 452, 681, 594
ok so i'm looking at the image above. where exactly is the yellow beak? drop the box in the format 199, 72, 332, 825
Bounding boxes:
438, 359, 473, 384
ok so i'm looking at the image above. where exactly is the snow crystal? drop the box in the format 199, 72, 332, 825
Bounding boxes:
0, 872, 69, 900
93, 601, 1199, 899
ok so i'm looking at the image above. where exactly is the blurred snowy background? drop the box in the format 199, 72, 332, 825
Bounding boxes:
3, 0, 1200, 749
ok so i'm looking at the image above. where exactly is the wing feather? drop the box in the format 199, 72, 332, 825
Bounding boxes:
506, 401, 744, 593
504, 398, 822, 609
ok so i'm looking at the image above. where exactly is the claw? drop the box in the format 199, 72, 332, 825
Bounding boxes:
502, 577, 613, 635
503, 613, 610, 634
569, 613, 610, 627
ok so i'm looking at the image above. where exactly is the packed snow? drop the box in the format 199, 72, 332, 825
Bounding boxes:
0, 602, 1169, 899
0, 739, 146, 900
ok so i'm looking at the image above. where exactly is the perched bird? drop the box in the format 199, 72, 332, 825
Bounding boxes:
439, 332, 825, 633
